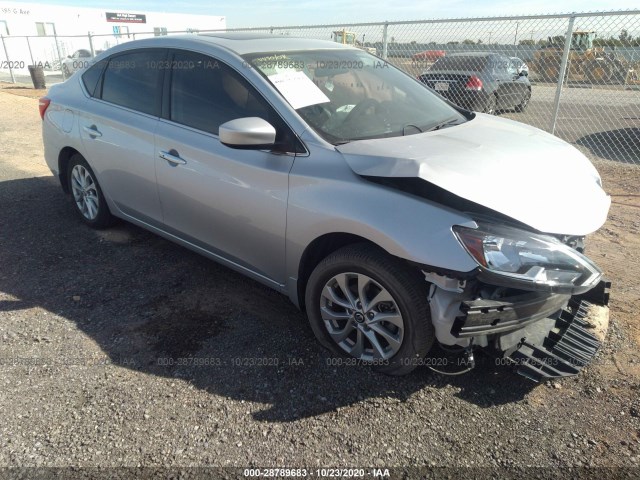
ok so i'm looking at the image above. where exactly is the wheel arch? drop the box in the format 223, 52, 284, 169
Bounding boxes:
296, 233, 384, 311
57, 146, 82, 193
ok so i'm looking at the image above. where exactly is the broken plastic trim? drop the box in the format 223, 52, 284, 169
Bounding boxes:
510, 299, 602, 382
452, 291, 570, 338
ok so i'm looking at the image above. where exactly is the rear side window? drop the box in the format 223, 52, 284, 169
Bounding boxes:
101, 50, 165, 116
430, 56, 488, 72
81, 59, 106, 97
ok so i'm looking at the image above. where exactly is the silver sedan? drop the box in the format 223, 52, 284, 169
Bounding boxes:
40, 33, 611, 380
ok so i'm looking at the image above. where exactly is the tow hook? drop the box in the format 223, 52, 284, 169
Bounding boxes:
427, 340, 476, 376
464, 347, 475, 370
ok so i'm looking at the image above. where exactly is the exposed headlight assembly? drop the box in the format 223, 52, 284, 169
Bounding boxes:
453, 222, 602, 294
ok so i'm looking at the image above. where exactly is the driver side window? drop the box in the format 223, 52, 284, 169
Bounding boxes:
170, 52, 262, 134
169, 51, 303, 153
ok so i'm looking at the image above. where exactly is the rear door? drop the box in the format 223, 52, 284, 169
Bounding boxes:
154, 50, 299, 284
78, 48, 166, 226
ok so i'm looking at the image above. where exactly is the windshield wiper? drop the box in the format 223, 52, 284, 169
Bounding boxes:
402, 124, 424, 136
426, 118, 462, 132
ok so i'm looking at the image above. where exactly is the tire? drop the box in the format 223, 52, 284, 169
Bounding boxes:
66, 153, 114, 229
515, 88, 531, 113
483, 94, 497, 115
305, 243, 435, 376
62, 64, 70, 76
585, 60, 613, 84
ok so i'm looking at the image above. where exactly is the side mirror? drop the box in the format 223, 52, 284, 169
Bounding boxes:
519, 69, 528, 77
67, 55, 72, 59
219, 117, 276, 149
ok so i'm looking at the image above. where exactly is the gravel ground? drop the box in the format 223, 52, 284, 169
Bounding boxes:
0, 87, 639, 476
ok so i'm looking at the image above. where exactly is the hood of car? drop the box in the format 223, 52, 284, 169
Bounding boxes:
336, 113, 611, 236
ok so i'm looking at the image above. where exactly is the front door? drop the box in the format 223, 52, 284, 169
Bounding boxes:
154, 50, 299, 284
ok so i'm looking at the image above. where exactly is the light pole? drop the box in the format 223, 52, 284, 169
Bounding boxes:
514, 22, 519, 45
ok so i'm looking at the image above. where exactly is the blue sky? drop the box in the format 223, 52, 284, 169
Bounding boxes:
8, 0, 640, 27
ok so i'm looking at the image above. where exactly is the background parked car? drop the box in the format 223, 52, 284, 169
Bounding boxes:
510, 56, 529, 76
411, 49, 446, 62
418, 52, 532, 114
61, 49, 96, 76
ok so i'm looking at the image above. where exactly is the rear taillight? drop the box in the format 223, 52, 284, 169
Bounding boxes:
39, 97, 51, 120
465, 76, 483, 91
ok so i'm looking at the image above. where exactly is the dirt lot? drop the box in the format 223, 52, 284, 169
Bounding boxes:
0, 84, 639, 474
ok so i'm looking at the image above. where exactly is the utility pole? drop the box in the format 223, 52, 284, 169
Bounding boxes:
488, 31, 493, 44
514, 22, 519, 45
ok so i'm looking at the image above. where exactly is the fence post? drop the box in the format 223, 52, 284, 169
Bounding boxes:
549, 15, 576, 135
1, 35, 15, 83
382, 22, 389, 60
88, 32, 95, 57
26, 36, 34, 65
53, 33, 65, 80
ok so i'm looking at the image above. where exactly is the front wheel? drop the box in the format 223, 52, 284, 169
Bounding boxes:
305, 244, 435, 375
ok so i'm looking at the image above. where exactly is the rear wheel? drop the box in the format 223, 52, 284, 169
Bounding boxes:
585, 60, 613, 84
67, 154, 114, 228
305, 244, 435, 375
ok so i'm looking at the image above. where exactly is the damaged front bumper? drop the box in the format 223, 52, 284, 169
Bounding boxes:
509, 297, 606, 381
427, 271, 610, 381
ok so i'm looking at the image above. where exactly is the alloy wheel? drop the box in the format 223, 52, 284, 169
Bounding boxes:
320, 272, 404, 361
70, 164, 99, 220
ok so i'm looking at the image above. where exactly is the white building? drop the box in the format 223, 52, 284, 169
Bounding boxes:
0, 1, 225, 77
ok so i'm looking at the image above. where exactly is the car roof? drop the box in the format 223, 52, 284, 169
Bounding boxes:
106, 32, 354, 56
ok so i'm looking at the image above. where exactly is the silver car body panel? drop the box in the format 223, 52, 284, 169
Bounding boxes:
154, 119, 294, 284
337, 113, 611, 236
285, 130, 480, 302
79, 101, 163, 226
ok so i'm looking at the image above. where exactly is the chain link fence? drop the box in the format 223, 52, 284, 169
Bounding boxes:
1, 11, 639, 165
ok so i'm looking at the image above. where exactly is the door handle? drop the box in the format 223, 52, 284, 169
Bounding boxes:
159, 150, 187, 166
83, 125, 102, 138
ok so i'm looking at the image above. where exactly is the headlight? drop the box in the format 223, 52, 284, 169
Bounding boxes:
453, 222, 602, 294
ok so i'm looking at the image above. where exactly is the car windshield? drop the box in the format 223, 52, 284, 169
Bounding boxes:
429, 56, 488, 72
244, 49, 465, 144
